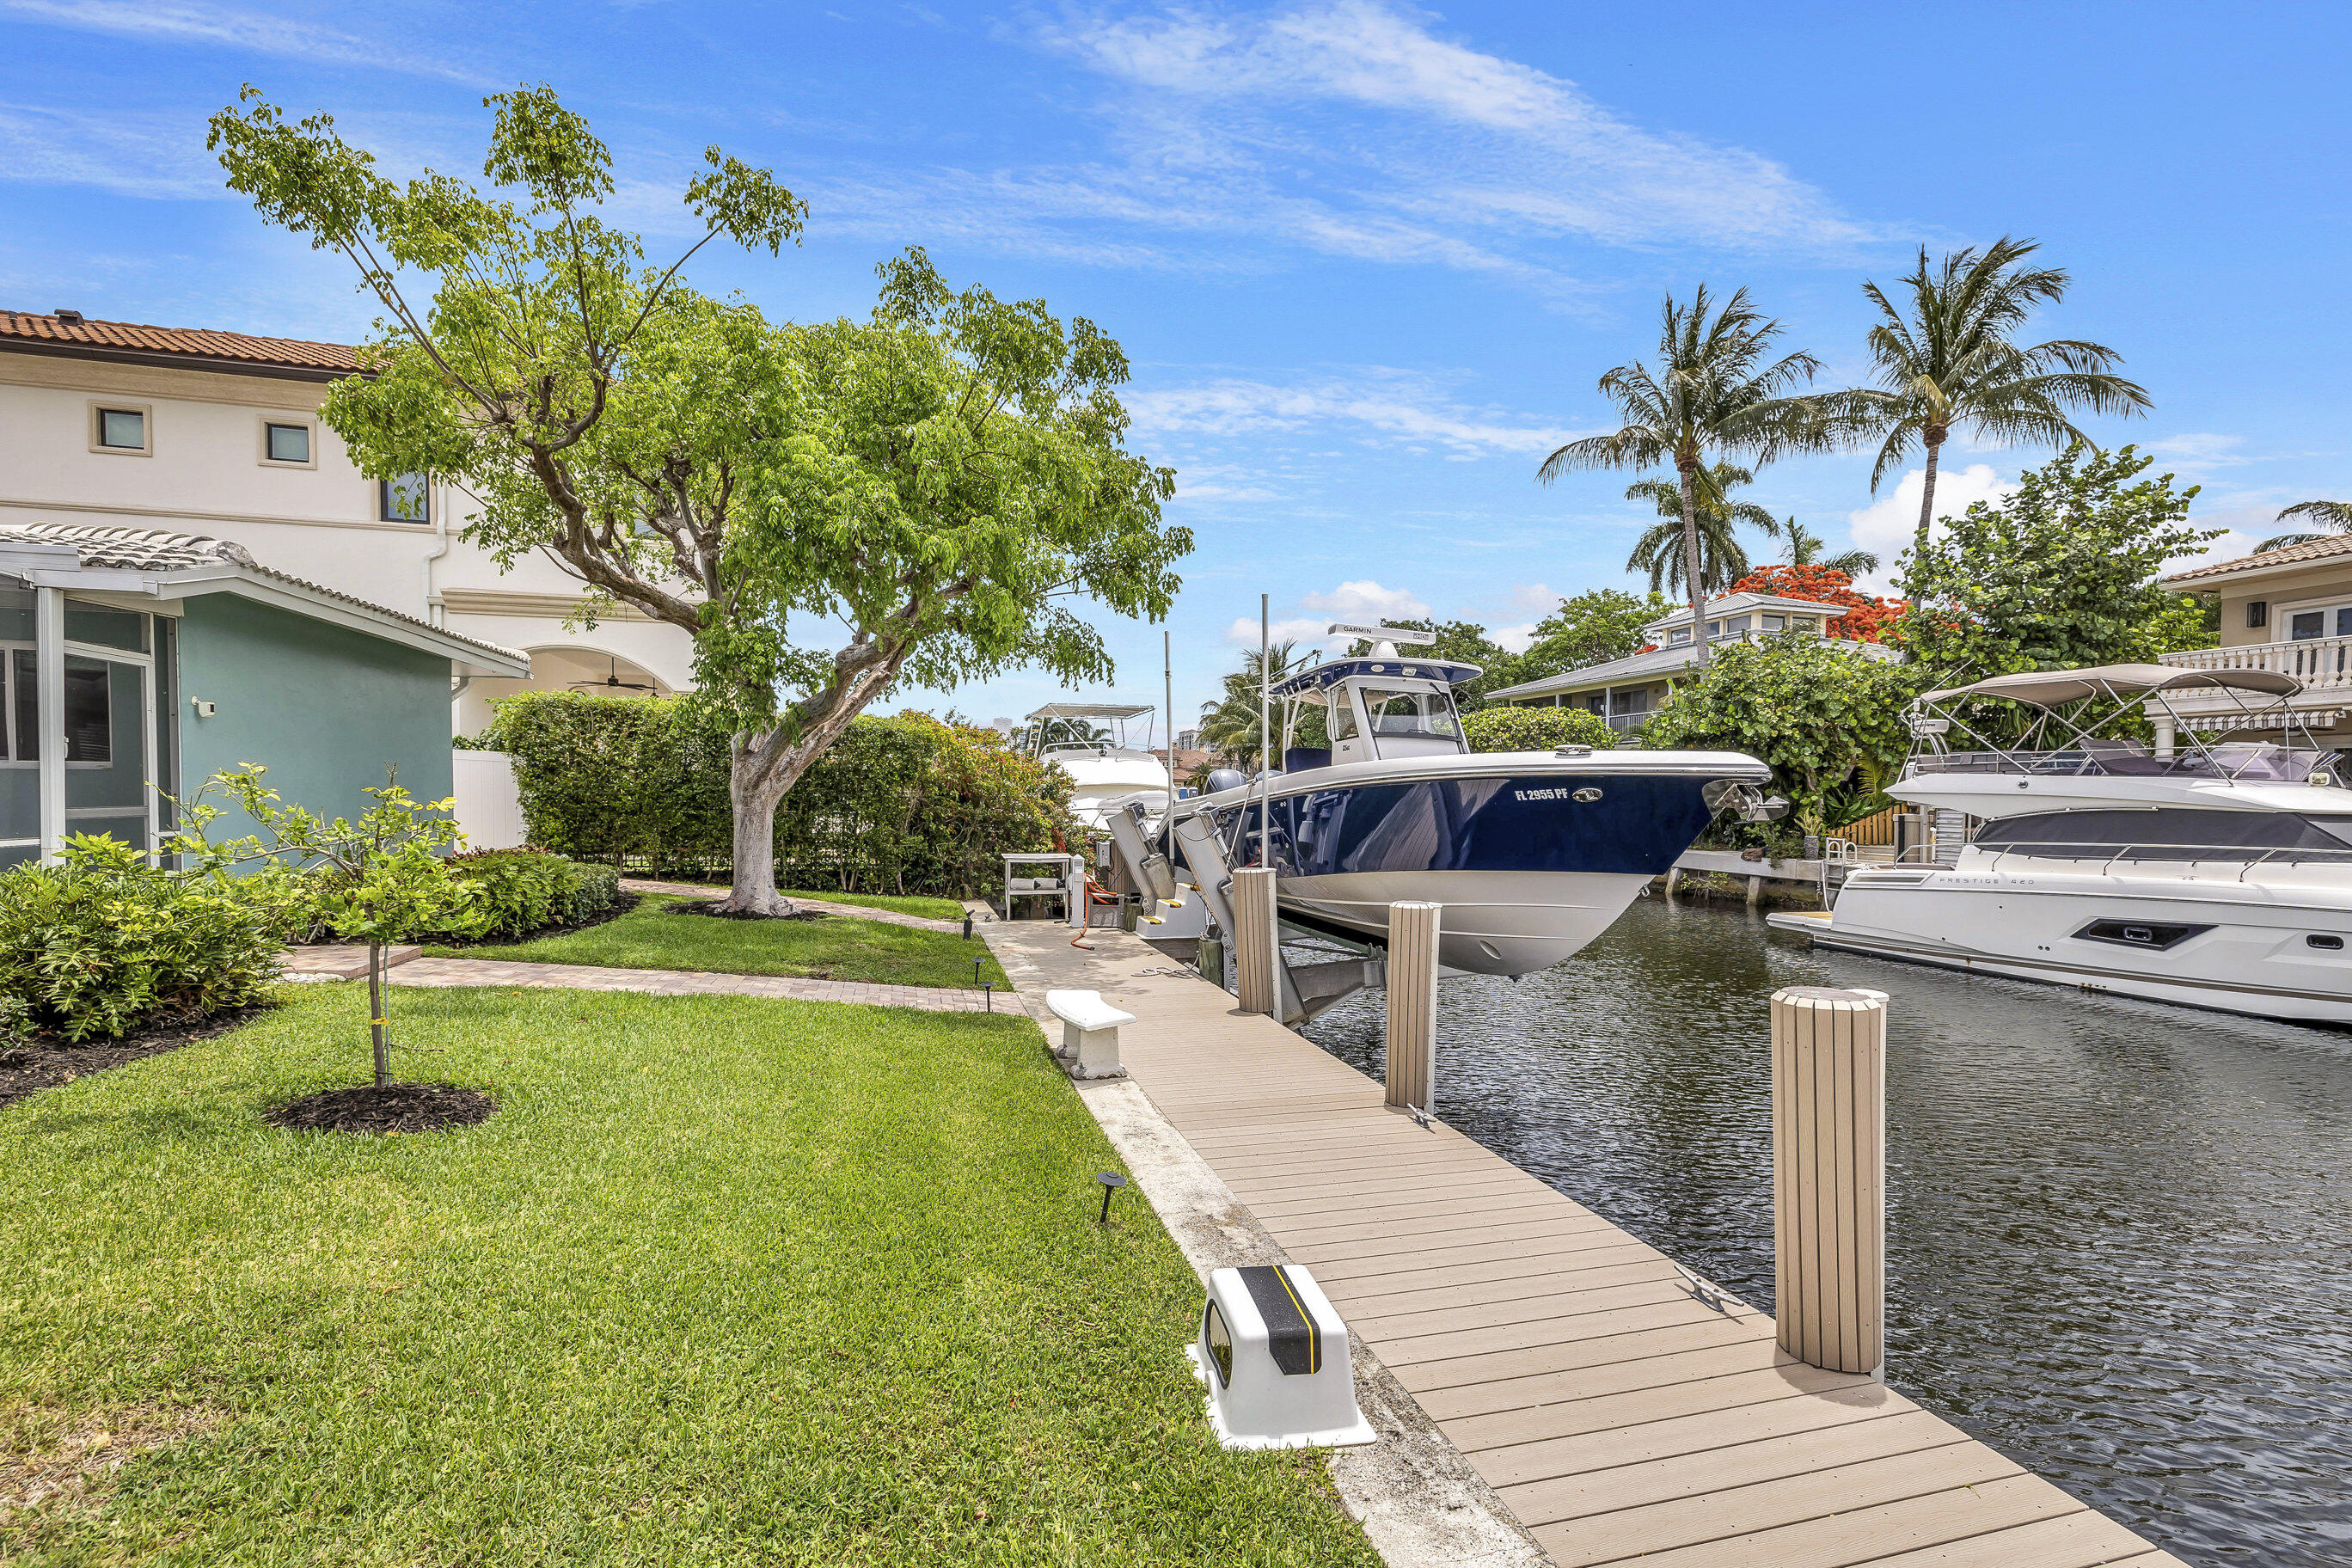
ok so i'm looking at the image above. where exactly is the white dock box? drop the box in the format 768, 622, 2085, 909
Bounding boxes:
1190, 1265, 1375, 1449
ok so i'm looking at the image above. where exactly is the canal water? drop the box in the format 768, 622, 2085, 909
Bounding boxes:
1298, 894, 2352, 1567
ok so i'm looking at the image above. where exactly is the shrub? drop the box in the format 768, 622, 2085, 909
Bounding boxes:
0, 834, 279, 1043
447, 850, 618, 938
476, 692, 731, 873
1462, 705, 1616, 753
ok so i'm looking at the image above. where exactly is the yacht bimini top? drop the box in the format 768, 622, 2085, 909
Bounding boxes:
1918, 664, 2299, 707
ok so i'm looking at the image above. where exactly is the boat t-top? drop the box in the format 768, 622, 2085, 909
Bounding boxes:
1152, 624, 1782, 979
1785, 662, 2352, 1022
1022, 702, 1173, 831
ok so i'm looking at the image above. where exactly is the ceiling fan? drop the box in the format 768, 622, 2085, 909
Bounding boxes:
570, 656, 657, 694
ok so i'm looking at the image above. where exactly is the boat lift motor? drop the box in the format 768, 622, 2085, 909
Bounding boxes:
1191, 1264, 1375, 1451
1105, 803, 1182, 915
1705, 780, 1791, 824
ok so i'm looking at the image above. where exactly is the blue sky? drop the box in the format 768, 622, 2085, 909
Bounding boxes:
4, 1, 2347, 736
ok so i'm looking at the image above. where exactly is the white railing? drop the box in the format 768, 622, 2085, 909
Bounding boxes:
2161, 634, 2352, 690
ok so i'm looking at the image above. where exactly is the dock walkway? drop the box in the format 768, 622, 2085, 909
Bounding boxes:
989, 922, 2183, 1568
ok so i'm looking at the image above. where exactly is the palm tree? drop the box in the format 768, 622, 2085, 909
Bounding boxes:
1540, 285, 1836, 665
1621, 462, 1776, 597
1850, 236, 2150, 562
2255, 499, 2352, 554
1197, 641, 1308, 769
1763, 514, 1879, 578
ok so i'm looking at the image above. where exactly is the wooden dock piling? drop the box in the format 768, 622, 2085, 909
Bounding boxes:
1770, 986, 1885, 1377
1232, 866, 1281, 1016
1384, 902, 1439, 1112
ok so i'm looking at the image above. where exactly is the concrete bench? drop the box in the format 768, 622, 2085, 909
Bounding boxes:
1045, 989, 1134, 1080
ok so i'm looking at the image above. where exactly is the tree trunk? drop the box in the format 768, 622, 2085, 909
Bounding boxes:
366, 940, 390, 1091
1679, 462, 1710, 668
1912, 432, 1945, 567
720, 749, 792, 916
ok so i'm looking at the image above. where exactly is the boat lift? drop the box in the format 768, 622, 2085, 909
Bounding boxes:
1101, 802, 1386, 1026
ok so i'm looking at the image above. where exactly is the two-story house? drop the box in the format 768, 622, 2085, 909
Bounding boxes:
0, 310, 693, 735
1485, 591, 1902, 732
2158, 536, 2352, 752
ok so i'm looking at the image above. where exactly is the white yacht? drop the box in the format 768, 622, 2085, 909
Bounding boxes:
1024, 702, 1173, 831
1786, 664, 2352, 1023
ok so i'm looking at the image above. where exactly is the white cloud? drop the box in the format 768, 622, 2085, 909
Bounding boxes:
1507, 582, 1559, 611
2144, 432, 2248, 466
0, 103, 224, 199
0, 1, 490, 83
1224, 579, 1431, 646
1846, 462, 2011, 593
1128, 373, 1585, 456
1491, 622, 1539, 652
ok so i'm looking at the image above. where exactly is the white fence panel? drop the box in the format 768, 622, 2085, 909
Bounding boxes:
452, 750, 527, 851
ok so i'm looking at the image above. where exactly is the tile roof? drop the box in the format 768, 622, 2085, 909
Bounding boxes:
0, 310, 358, 376
0, 522, 524, 665
2165, 533, 2352, 584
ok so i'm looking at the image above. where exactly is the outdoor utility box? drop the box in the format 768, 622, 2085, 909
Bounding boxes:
1190, 1265, 1375, 1450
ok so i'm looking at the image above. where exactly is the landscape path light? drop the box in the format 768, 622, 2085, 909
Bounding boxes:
1095, 1170, 1129, 1224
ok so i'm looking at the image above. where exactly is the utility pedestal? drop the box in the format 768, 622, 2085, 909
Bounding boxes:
1770, 985, 1887, 1379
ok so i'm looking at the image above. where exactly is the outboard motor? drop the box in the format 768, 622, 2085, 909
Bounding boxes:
1206, 767, 1246, 794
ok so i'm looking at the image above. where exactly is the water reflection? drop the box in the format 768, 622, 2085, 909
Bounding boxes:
1299, 895, 2352, 1567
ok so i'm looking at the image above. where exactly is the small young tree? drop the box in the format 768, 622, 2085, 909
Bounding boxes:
209, 87, 1186, 916
169, 768, 483, 1091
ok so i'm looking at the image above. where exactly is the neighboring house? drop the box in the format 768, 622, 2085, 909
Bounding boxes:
0, 310, 694, 735
0, 522, 527, 870
1485, 591, 1901, 732
2159, 536, 2352, 751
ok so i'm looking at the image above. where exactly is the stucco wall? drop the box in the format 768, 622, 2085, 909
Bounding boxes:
2218, 566, 2352, 646
175, 591, 454, 831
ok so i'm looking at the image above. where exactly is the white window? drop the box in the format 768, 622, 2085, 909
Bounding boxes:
1669, 627, 1692, 646
2281, 601, 2352, 641
1360, 687, 1461, 739
89, 401, 152, 456
1323, 690, 1357, 741
379, 473, 431, 523
260, 418, 316, 467
1762, 613, 1786, 631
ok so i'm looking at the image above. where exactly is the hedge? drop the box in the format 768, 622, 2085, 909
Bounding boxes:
1462, 704, 1616, 752
476, 693, 1079, 899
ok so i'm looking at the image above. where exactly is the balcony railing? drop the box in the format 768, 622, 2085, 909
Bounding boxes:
2161, 634, 2352, 689
1604, 712, 1649, 732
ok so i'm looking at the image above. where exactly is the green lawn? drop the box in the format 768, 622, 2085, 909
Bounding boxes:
0, 987, 1380, 1566
426, 896, 1007, 989
781, 888, 965, 921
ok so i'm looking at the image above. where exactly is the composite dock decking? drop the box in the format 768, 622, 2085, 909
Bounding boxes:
992, 922, 2184, 1568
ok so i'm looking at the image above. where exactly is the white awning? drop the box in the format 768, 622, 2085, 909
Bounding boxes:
1025, 702, 1152, 720
1920, 663, 2299, 707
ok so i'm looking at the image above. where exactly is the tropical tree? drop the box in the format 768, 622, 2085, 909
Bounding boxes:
1849, 236, 2151, 563
1510, 588, 1671, 682
1622, 462, 1777, 597
1761, 515, 1878, 578
2255, 499, 2352, 554
1540, 285, 1839, 665
1197, 642, 1313, 768
211, 87, 1185, 916
1898, 444, 2219, 681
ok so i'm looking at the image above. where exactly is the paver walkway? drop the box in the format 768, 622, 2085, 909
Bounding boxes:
621, 879, 965, 933
379, 955, 994, 1012
988, 921, 2185, 1568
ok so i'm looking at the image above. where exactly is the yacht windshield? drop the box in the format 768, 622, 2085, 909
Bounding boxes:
1973, 809, 2352, 863
1360, 687, 1460, 740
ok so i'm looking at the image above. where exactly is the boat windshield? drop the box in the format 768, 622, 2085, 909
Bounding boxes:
1974, 808, 2352, 863
1360, 687, 1461, 740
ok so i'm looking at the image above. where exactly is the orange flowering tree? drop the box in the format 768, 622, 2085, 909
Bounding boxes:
1727, 564, 1904, 644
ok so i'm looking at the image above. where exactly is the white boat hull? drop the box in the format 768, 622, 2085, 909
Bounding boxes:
1816, 866, 2352, 1024
1278, 869, 1654, 977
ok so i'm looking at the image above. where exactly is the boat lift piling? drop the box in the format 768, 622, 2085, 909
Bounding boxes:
1771, 984, 1889, 1378
1383, 901, 1439, 1116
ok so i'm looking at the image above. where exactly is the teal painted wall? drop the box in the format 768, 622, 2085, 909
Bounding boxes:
175, 593, 452, 834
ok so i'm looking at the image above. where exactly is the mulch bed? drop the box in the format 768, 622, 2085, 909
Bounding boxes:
412, 891, 645, 950
665, 900, 829, 923
266, 1082, 498, 1136
0, 1004, 277, 1114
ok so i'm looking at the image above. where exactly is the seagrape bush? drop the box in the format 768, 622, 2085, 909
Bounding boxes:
1462, 704, 1616, 753
0, 834, 279, 1043
478, 693, 1078, 897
